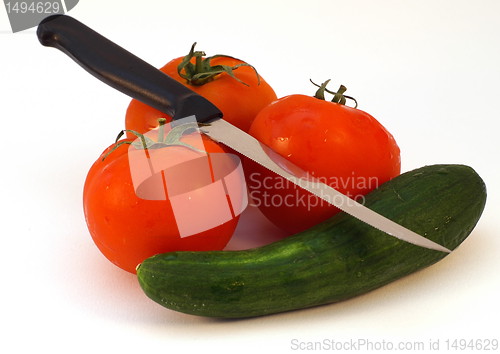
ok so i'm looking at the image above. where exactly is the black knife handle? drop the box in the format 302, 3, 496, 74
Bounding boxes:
37, 15, 222, 122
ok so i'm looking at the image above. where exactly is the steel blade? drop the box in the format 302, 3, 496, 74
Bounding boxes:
201, 119, 451, 253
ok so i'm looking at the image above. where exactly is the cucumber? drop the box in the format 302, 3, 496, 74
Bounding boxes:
137, 164, 486, 318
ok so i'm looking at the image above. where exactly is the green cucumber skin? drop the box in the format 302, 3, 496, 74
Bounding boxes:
137, 164, 486, 318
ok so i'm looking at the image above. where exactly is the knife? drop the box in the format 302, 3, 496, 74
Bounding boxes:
37, 15, 451, 253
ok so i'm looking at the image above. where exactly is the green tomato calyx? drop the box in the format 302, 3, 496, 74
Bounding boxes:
102, 118, 206, 161
177, 42, 260, 86
311, 79, 358, 108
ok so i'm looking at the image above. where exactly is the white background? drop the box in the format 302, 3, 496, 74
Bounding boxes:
1, 0, 499, 353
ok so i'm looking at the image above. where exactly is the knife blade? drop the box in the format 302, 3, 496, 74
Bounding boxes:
37, 15, 451, 253
202, 120, 451, 252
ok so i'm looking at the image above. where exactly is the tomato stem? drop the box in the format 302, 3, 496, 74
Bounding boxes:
157, 118, 167, 142
177, 42, 260, 86
102, 119, 206, 161
195, 53, 204, 74
313, 79, 331, 100
310, 79, 358, 108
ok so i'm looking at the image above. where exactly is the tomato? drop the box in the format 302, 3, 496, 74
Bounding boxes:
125, 44, 277, 135
83, 127, 244, 273
246, 92, 401, 235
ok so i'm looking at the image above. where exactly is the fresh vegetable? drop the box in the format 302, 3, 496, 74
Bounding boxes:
83, 123, 244, 273
125, 43, 277, 135
137, 164, 486, 318
246, 80, 401, 235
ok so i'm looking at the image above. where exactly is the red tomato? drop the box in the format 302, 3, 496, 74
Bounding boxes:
83, 131, 243, 273
246, 94, 401, 235
125, 45, 277, 135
